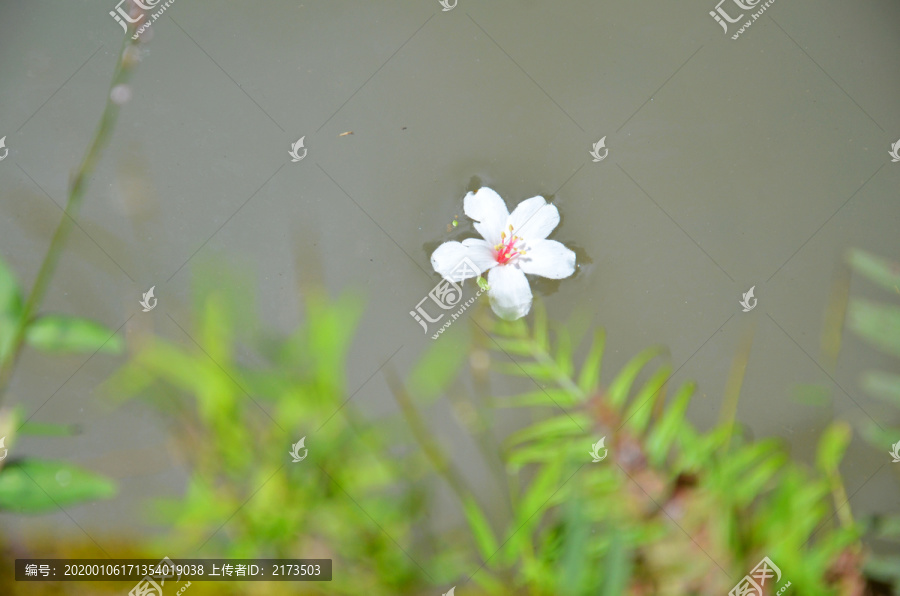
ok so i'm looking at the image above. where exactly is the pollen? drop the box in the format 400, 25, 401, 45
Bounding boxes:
494, 225, 526, 265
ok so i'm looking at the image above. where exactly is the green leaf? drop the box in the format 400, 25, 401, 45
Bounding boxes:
495, 388, 580, 409
25, 315, 122, 354
18, 421, 81, 437
557, 494, 590, 596
644, 381, 695, 465
577, 329, 606, 395
608, 346, 666, 409
717, 439, 781, 482
623, 363, 672, 435
861, 370, 900, 406
0, 459, 116, 513
505, 414, 590, 448
505, 460, 567, 564
846, 248, 900, 293
494, 361, 561, 383
847, 299, 900, 359
599, 530, 631, 596
507, 442, 567, 468
138, 340, 210, 394
791, 383, 832, 406
305, 290, 365, 392
816, 421, 852, 473
199, 292, 233, 366
861, 422, 900, 454
554, 327, 574, 378
733, 452, 787, 507
462, 496, 499, 560
492, 317, 528, 341
491, 336, 536, 357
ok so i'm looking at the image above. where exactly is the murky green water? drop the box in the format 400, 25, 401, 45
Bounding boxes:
1, 0, 899, 590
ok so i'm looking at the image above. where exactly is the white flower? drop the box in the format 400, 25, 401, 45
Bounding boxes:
430, 187, 576, 320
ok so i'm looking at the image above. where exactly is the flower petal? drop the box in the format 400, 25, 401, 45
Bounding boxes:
464, 187, 509, 246
461, 238, 499, 272
518, 239, 576, 279
487, 265, 533, 320
507, 195, 560, 241
431, 239, 495, 281
431, 242, 479, 281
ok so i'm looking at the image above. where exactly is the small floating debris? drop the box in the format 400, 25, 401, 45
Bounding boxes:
339, 131, 353, 137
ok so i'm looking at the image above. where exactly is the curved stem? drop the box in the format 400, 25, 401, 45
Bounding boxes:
385, 367, 474, 503
0, 34, 142, 400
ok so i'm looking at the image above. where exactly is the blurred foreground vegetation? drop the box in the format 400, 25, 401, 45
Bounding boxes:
3, 251, 898, 594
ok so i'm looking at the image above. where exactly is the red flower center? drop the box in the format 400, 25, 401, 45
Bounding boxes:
494, 225, 526, 265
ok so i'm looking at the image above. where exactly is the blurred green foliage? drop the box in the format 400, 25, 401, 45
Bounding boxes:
0, 29, 139, 520
99, 259, 883, 595
0, 255, 121, 515
104, 260, 431, 595
844, 248, 900, 590
397, 302, 866, 595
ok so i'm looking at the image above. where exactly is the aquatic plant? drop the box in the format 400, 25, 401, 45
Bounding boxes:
0, 31, 144, 517
104, 261, 430, 595
101, 254, 885, 594
393, 302, 870, 595
842, 248, 900, 590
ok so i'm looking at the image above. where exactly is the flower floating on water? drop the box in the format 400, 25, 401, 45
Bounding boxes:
430, 187, 576, 320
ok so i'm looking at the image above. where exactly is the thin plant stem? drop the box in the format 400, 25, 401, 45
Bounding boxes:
384, 367, 477, 510
0, 33, 142, 400
467, 314, 515, 519
719, 321, 755, 450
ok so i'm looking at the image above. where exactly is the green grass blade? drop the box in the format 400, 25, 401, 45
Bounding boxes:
846, 248, 900, 292
847, 299, 900, 358
608, 346, 666, 409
